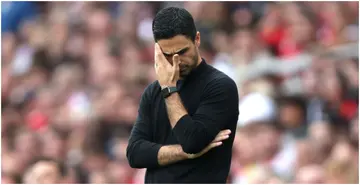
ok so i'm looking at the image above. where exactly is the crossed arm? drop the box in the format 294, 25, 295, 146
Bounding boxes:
126, 85, 191, 168
126, 78, 238, 168
127, 126, 230, 168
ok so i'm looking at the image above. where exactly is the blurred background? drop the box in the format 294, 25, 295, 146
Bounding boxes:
1, 1, 359, 184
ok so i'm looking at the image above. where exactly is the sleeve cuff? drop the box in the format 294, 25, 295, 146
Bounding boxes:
148, 143, 162, 168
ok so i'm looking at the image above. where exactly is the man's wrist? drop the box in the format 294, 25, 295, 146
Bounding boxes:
186, 153, 197, 159
161, 86, 178, 99
180, 149, 194, 159
165, 91, 178, 99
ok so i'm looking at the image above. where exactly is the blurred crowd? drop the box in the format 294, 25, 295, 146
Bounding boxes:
1, 1, 359, 184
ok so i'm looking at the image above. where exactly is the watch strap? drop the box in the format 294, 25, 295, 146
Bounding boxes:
161, 86, 178, 98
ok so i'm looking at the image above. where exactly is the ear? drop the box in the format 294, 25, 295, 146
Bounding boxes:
195, 31, 201, 47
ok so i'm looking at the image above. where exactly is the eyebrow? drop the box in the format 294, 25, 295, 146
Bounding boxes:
163, 47, 190, 56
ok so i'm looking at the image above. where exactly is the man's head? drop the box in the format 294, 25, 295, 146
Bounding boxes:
152, 7, 201, 77
23, 157, 66, 184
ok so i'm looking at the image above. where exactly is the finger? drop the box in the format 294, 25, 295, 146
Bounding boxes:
198, 141, 223, 157
213, 130, 231, 141
154, 43, 166, 65
213, 134, 230, 143
172, 54, 180, 76
154, 43, 162, 56
154, 63, 159, 74
218, 129, 231, 136
210, 142, 223, 148
173, 54, 180, 66
202, 142, 223, 154
215, 130, 231, 140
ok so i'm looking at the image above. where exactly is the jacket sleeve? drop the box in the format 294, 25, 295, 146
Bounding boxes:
172, 77, 239, 154
126, 86, 162, 169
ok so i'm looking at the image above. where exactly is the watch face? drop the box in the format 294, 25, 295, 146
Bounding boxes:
162, 87, 170, 97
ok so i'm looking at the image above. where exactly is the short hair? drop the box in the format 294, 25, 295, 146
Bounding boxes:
152, 7, 197, 42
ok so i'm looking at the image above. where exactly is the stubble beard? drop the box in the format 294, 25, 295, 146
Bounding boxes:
179, 52, 199, 78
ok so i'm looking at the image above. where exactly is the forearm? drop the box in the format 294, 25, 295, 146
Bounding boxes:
164, 93, 216, 154
164, 93, 188, 128
158, 145, 189, 166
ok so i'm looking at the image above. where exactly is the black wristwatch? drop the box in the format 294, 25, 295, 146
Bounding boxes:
161, 86, 178, 98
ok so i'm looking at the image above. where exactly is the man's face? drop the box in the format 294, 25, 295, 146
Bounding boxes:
157, 32, 200, 78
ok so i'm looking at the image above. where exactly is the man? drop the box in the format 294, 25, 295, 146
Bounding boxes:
126, 7, 239, 183
23, 157, 66, 184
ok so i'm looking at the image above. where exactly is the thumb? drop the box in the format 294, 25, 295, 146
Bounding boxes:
172, 54, 180, 69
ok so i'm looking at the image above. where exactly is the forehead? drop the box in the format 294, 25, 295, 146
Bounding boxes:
157, 35, 192, 54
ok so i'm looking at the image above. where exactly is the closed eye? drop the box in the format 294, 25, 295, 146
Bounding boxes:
176, 48, 188, 55
163, 53, 172, 58
163, 47, 189, 57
